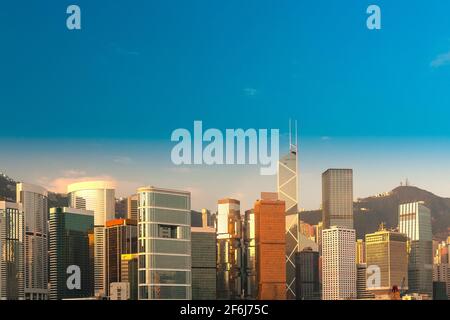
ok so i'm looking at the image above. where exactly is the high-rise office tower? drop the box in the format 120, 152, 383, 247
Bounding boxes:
0, 201, 24, 300
254, 196, 286, 300
322, 226, 356, 300
243, 209, 257, 299
399, 201, 433, 298
433, 263, 449, 300
277, 120, 299, 299
16, 182, 48, 300
356, 239, 366, 264
295, 247, 320, 300
67, 181, 116, 297
127, 194, 138, 221
192, 225, 216, 300
365, 228, 408, 298
356, 263, 374, 299
201, 208, 211, 227
217, 198, 242, 299
137, 186, 191, 300
121, 254, 138, 300
48, 207, 94, 300
105, 218, 137, 297
322, 169, 353, 229
433, 240, 449, 299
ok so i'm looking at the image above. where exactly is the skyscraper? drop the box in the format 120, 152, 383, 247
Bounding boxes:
322, 226, 356, 300
105, 218, 137, 297
121, 254, 138, 300
399, 201, 433, 298
67, 181, 116, 297
295, 248, 320, 300
356, 263, 374, 299
322, 169, 353, 229
48, 207, 94, 300
216, 198, 242, 299
365, 228, 408, 298
127, 194, 138, 221
254, 196, 286, 300
191, 225, 216, 300
433, 263, 449, 300
356, 239, 366, 264
16, 182, 48, 300
243, 209, 257, 299
137, 186, 191, 300
277, 120, 299, 299
0, 201, 24, 300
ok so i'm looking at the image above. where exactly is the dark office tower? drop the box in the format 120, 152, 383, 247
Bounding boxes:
121, 254, 138, 300
127, 194, 138, 221
356, 263, 374, 299
0, 201, 24, 300
105, 218, 137, 297
295, 248, 320, 300
243, 209, 257, 299
433, 282, 448, 300
254, 196, 286, 300
49, 207, 94, 300
115, 198, 127, 219
277, 120, 299, 299
399, 202, 433, 299
322, 169, 353, 230
192, 225, 217, 300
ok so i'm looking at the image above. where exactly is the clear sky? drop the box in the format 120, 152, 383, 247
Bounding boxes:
1, 1, 450, 211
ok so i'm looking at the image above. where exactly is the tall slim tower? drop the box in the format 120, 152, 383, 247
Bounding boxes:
67, 181, 116, 297
399, 201, 433, 298
137, 186, 191, 300
48, 207, 94, 300
277, 120, 299, 299
216, 198, 242, 299
0, 201, 24, 300
16, 182, 48, 300
254, 196, 286, 300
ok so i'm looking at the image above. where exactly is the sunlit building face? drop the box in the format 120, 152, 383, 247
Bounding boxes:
137, 187, 191, 300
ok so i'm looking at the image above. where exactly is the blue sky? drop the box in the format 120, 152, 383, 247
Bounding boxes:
1, 1, 450, 210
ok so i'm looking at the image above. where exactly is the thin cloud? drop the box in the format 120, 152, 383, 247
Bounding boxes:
431, 51, 450, 68
243, 87, 259, 97
113, 156, 134, 165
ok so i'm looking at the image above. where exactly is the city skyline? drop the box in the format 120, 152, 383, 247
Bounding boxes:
3, 136, 450, 212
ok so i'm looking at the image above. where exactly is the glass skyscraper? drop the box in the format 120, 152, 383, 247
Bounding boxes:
191, 226, 216, 300
399, 201, 433, 298
16, 182, 48, 300
277, 120, 299, 299
0, 201, 24, 300
48, 207, 94, 300
67, 181, 115, 297
137, 186, 191, 300
105, 218, 137, 297
365, 228, 409, 298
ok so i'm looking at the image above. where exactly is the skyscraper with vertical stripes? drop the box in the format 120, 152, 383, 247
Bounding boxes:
277, 120, 299, 299
16, 182, 48, 300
